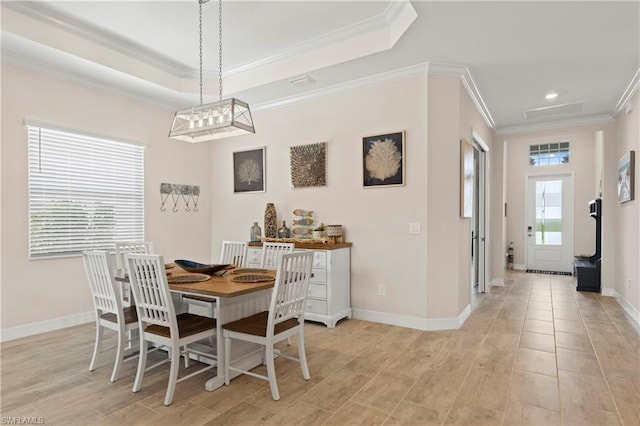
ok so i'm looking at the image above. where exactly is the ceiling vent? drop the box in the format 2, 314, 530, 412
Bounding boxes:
522, 101, 585, 120
290, 75, 316, 87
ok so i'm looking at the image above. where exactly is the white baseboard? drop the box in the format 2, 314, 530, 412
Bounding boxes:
1, 311, 94, 342
514, 264, 525, 271
352, 304, 471, 331
601, 287, 615, 297
611, 290, 640, 326
490, 278, 505, 287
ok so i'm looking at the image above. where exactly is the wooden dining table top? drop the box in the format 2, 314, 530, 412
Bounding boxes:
166, 265, 276, 298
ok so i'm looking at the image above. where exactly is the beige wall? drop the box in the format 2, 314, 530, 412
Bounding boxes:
1, 64, 503, 337
210, 75, 431, 320
503, 121, 616, 272
613, 91, 639, 314
458, 78, 496, 298
1, 64, 212, 331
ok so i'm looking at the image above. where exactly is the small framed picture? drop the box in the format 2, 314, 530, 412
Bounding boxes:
362, 131, 405, 188
233, 147, 265, 193
617, 150, 635, 203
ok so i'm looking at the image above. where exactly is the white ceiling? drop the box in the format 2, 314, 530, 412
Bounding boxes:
2, 1, 639, 133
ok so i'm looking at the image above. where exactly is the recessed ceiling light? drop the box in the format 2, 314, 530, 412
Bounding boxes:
545, 92, 558, 100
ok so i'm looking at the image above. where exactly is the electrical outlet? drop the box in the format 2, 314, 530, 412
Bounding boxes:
378, 285, 386, 296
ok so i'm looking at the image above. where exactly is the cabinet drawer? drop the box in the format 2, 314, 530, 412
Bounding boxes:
310, 268, 327, 284
313, 251, 327, 268
246, 249, 262, 266
305, 299, 327, 315
307, 283, 327, 299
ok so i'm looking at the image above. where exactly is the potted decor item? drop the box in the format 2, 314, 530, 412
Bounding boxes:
312, 223, 326, 239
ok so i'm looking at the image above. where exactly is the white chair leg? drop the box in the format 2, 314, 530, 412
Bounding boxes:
164, 344, 180, 406
184, 345, 190, 368
297, 330, 310, 380
132, 335, 148, 393
224, 335, 231, 385
265, 344, 280, 401
110, 325, 126, 382
209, 306, 215, 345
89, 322, 103, 372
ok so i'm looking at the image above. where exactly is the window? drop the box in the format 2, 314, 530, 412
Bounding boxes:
535, 180, 563, 245
27, 124, 144, 258
529, 142, 569, 166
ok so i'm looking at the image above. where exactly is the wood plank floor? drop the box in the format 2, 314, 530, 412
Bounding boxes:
2, 271, 639, 425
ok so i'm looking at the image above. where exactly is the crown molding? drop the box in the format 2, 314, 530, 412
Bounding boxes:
227, 0, 416, 77
614, 67, 640, 115
495, 114, 614, 136
460, 69, 496, 130
253, 62, 431, 111
2, 1, 194, 78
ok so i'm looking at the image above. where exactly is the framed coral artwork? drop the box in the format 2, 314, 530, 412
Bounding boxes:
362, 131, 405, 188
233, 147, 265, 193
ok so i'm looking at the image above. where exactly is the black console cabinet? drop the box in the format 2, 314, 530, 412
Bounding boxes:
574, 199, 601, 293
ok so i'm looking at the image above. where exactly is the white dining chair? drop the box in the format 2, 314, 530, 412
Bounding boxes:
182, 241, 248, 329
83, 250, 139, 382
126, 253, 217, 406
223, 251, 314, 400
261, 242, 294, 270
114, 241, 154, 306
219, 240, 248, 267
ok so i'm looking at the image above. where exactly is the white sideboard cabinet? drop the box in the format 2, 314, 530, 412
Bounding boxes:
246, 242, 352, 328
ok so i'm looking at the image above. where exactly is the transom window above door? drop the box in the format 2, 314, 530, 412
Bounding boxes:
529, 142, 569, 166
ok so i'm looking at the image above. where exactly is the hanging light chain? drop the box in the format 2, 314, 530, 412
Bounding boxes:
218, 0, 223, 100
198, 0, 204, 106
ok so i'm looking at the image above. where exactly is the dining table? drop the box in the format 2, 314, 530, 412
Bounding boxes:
117, 264, 277, 392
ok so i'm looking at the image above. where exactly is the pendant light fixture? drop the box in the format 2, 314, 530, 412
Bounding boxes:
169, 0, 255, 142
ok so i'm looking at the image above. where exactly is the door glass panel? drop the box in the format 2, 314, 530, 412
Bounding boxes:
535, 180, 562, 245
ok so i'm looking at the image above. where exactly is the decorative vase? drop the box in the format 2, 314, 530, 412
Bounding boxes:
250, 222, 262, 242
264, 203, 277, 238
277, 220, 291, 238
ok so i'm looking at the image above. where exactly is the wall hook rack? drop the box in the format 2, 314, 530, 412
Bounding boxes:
160, 183, 200, 213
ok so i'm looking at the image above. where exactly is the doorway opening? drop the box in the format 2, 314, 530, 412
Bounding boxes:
471, 132, 488, 299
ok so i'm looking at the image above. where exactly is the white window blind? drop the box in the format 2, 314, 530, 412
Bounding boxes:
27, 125, 144, 258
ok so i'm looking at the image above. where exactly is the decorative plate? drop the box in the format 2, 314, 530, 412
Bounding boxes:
174, 259, 230, 274
230, 268, 268, 274
231, 274, 275, 283
168, 273, 211, 284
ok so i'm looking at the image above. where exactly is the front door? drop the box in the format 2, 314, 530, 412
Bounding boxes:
526, 174, 574, 273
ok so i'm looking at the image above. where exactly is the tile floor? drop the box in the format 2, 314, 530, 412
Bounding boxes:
1, 271, 639, 425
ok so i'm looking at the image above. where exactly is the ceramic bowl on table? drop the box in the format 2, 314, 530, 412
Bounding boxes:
174, 259, 230, 275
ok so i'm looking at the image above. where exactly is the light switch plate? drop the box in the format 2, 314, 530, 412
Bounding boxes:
409, 222, 421, 234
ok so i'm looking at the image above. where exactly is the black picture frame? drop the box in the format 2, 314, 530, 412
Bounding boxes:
233, 147, 265, 193
362, 131, 405, 188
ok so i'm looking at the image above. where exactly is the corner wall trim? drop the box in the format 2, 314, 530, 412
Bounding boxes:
351, 305, 471, 331
0, 311, 94, 342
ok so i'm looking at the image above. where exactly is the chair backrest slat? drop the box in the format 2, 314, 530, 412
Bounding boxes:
261, 242, 294, 270
126, 253, 176, 334
115, 241, 154, 270
83, 250, 121, 316
268, 251, 314, 334
220, 241, 248, 267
